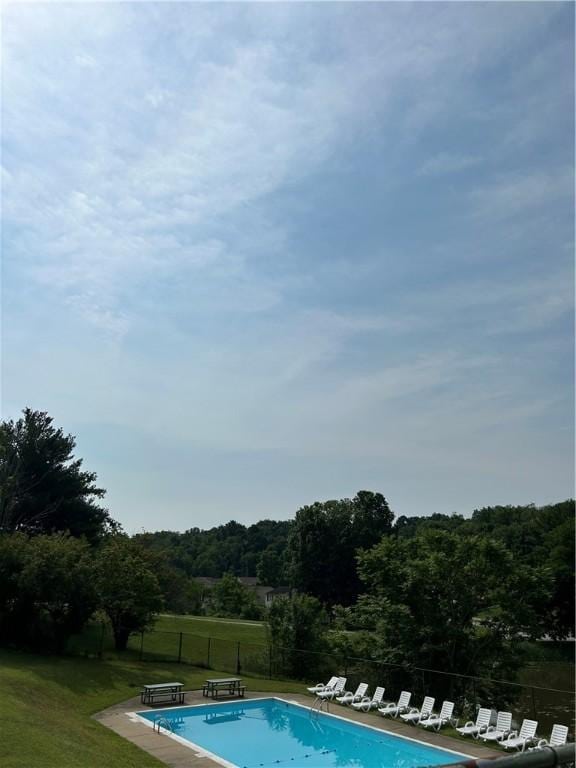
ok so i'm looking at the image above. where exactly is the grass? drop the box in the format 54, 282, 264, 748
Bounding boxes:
2, 644, 514, 768
0, 649, 303, 768
153, 613, 267, 645
67, 613, 270, 669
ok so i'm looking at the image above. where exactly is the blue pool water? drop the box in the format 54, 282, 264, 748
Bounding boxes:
137, 698, 468, 768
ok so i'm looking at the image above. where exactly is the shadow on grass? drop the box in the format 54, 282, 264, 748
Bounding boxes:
0, 648, 304, 715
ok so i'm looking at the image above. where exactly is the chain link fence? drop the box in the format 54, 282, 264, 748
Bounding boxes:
66, 623, 574, 736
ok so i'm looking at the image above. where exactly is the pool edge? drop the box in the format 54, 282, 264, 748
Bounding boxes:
128, 695, 474, 766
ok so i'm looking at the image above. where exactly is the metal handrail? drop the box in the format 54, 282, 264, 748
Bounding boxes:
153, 716, 174, 734
436, 743, 575, 768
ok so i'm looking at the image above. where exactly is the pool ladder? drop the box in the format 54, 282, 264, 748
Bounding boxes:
310, 696, 330, 716
153, 716, 174, 734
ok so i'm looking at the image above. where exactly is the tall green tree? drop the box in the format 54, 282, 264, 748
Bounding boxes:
542, 510, 575, 638
257, 546, 285, 587
94, 536, 163, 650
286, 491, 394, 606
208, 573, 263, 620
391, 501, 574, 639
356, 530, 552, 689
0, 532, 97, 651
0, 409, 115, 542
267, 594, 329, 679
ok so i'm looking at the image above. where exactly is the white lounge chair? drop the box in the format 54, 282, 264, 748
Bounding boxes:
456, 708, 492, 738
352, 686, 386, 712
316, 677, 347, 700
400, 696, 435, 725
307, 676, 339, 694
336, 682, 369, 706
531, 724, 569, 750
500, 720, 539, 751
480, 711, 513, 742
420, 701, 455, 731
378, 691, 412, 718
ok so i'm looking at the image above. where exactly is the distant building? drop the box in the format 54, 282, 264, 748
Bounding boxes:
263, 586, 291, 606
194, 575, 290, 606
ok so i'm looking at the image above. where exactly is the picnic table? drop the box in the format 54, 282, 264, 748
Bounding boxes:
141, 682, 185, 706
202, 677, 246, 699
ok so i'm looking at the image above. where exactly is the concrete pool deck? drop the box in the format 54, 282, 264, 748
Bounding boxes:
94, 689, 500, 768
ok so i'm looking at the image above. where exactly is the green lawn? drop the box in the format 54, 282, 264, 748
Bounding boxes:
66, 613, 269, 669
0, 649, 303, 768
2, 647, 512, 768
153, 613, 267, 645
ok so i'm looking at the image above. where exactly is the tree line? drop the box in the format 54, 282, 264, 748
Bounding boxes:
0, 408, 573, 677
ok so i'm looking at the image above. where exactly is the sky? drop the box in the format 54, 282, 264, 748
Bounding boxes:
2, 1, 574, 533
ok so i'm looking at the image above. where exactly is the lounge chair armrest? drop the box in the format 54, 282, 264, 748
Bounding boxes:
462, 721, 474, 729
407, 707, 419, 715
537, 739, 548, 749
507, 731, 518, 740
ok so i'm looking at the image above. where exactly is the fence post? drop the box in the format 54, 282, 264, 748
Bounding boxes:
177, 632, 183, 664
236, 642, 241, 675
344, 655, 348, 677
98, 622, 105, 659
207, 637, 211, 669
139, 630, 144, 661
269, 645, 273, 680
531, 687, 537, 720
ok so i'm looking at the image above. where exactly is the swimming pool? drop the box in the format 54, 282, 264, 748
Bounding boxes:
135, 698, 469, 768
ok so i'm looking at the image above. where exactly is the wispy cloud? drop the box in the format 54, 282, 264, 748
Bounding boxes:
419, 153, 481, 176
2, 1, 573, 526
471, 169, 573, 220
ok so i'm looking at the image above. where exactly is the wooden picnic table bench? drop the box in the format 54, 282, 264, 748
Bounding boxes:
141, 682, 185, 706
202, 677, 246, 699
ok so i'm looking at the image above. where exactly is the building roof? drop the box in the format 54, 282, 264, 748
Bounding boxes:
237, 576, 259, 587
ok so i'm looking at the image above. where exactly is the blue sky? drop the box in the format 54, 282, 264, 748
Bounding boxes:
2, 2, 574, 533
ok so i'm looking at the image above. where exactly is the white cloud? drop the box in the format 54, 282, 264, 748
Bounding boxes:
419, 152, 481, 176
471, 169, 573, 220
2, 2, 573, 526
74, 53, 98, 70
4, 2, 569, 336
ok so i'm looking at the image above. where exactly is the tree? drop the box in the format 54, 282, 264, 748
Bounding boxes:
19, 533, 97, 651
286, 491, 394, 606
94, 537, 163, 650
392, 500, 575, 640
0, 409, 115, 542
257, 546, 285, 587
351, 491, 394, 550
208, 573, 264, 620
0, 532, 31, 647
267, 594, 329, 679
542, 510, 575, 638
155, 562, 203, 615
355, 530, 552, 699
0, 532, 97, 652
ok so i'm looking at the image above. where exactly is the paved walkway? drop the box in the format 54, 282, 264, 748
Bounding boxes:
94, 689, 499, 768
